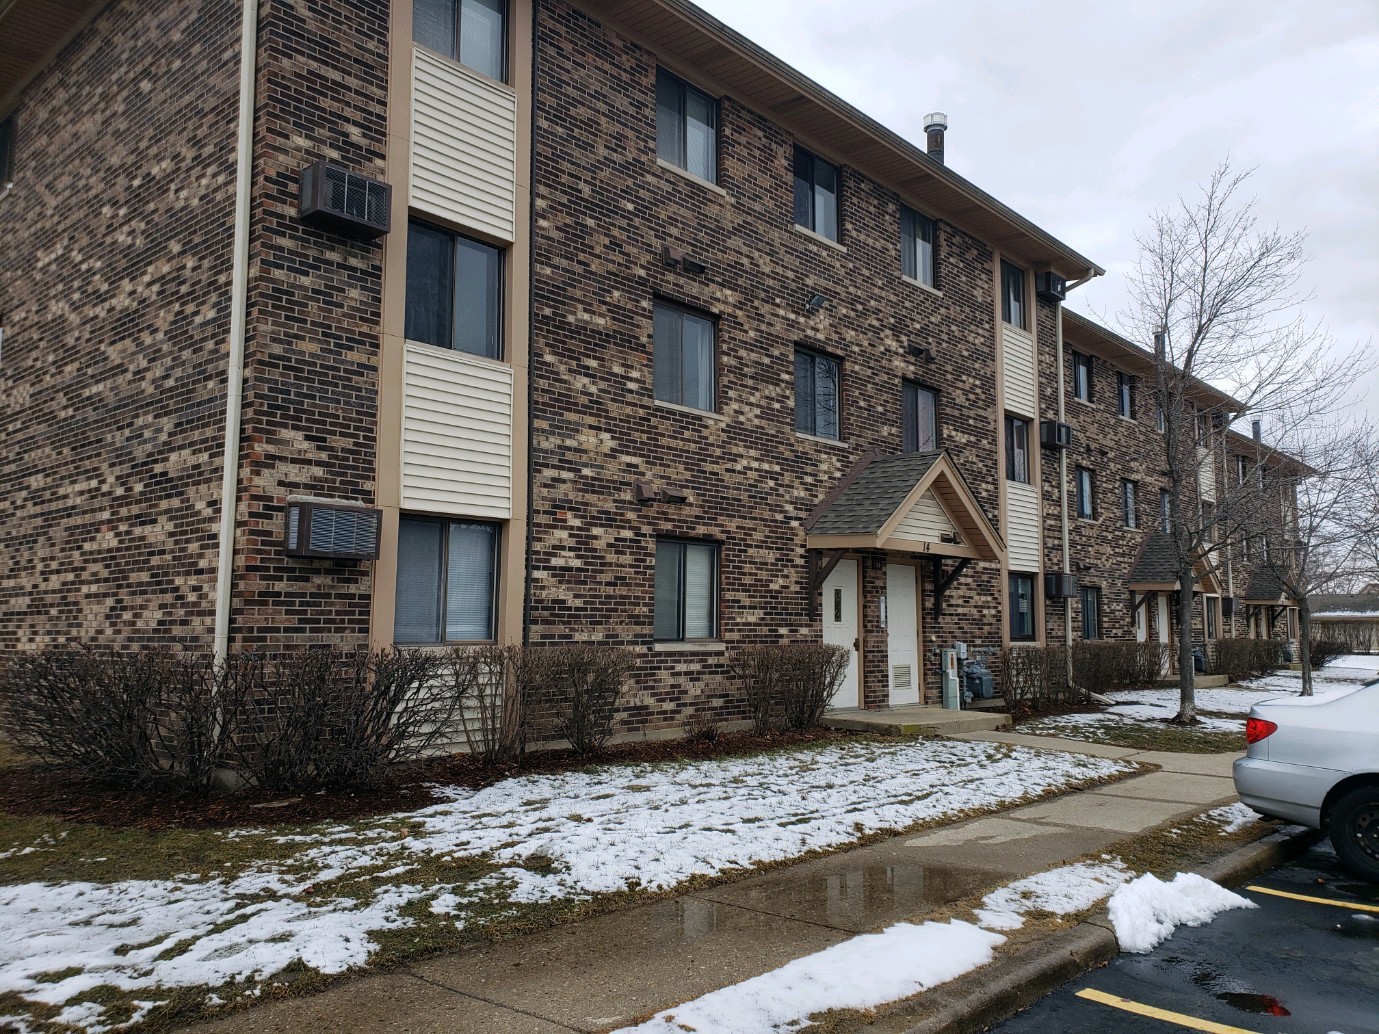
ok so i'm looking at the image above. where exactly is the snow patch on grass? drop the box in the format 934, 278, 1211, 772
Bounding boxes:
975, 859, 1131, 930
1199, 802, 1262, 834
1108, 872, 1256, 953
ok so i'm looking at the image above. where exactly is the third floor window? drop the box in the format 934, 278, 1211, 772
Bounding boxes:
413, 0, 507, 81
656, 68, 717, 184
1117, 371, 1135, 418
792, 146, 839, 242
902, 382, 938, 452
406, 220, 503, 359
1001, 260, 1026, 329
653, 301, 715, 412
1072, 352, 1092, 402
795, 348, 841, 440
1005, 415, 1030, 483
900, 206, 936, 287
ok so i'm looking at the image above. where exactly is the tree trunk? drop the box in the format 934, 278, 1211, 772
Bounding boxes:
1174, 570, 1197, 723
1298, 602, 1313, 697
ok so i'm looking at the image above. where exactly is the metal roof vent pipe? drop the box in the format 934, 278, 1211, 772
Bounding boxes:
924, 113, 948, 164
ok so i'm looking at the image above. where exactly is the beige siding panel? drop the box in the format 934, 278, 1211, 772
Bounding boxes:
1198, 447, 1216, 502
1002, 325, 1037, 418
890, 492, 956, 544
1006, 482, 1042, 571
402, 344, 513, 518
411, 47, 517, 243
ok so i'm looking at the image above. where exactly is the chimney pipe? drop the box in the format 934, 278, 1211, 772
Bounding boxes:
924, 113, 947, 164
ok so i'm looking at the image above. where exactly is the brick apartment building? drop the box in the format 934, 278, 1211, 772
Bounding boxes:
0, 0, 1301, 735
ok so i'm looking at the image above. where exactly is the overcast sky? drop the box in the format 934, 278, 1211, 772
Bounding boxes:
693, 0, 1379, 425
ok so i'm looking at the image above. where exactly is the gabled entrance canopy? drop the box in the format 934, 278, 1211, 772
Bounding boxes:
806, 451, 1003, 561
1127, 532, 1223, 595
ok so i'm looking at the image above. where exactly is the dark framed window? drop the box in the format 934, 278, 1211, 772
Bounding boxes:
654, 539, 717, 640
1122, 479, 1137, 528
656, 68, 717, 184
1116, 371, 1135, 418
1072, 352, 1093, 402
792, 145, 839, 242
1000, 260, 1026, 329
1242, 535, 1252, 562
1076, 467, 1095, 519
902, 381, 938, 452
1080, 586, 1101, 640
1195, 411, 1211, 446
1236, 455, 1249, 485
1201, 501, 1216, 543
900, 206, 936, 287
413, 0, 508, 81
406, 220, 503, 359
1206, 596, 1220, 640
1009, 573, 1036, 641
653, 301, 715, 411
394, 517, 499, 643
1160, 489, 1172, 532
795, 347, 841, 440
0, 114, 14, 184
1005, 415, 1030, 483
1156, 405, 1167, 434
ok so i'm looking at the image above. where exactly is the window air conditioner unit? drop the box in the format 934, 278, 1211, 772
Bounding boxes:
299, 159, 392, 239
284, 503, 382, 559
1044, 572, 1078, 599
1040, 420, 1073, 450
1035, 270, 1067, 303
1221, 596, 1237, 618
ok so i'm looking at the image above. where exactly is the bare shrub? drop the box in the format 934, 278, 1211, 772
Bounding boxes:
998, 645, 1071, 712
1307, 639, 1347, 671
534, 644, 637, 756
1212, 638, 1285, 681
729, 645, 787, 735
230, 647, 463, 790
778, 644, 850, 730
683, 711, 721, 743
1070, 642, 1165, 694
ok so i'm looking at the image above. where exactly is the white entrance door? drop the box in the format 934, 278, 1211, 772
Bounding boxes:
1156, 594, 1172, 676
822, 559, 860, 709
886, 564, 920, 706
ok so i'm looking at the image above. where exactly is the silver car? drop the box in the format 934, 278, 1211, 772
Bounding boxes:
1233, 682, 1379, 881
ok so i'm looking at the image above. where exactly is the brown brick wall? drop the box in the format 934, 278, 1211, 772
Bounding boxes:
230, 0, 391, 648
529, 0, 1005, 731
0, 0, 241, 651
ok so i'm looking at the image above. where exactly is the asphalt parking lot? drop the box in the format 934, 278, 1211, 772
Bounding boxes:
992, 840, 1379, 1033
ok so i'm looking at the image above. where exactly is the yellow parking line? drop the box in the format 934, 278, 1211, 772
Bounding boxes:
1075, 988, 1261, 1033
1246, 885, 1379, 914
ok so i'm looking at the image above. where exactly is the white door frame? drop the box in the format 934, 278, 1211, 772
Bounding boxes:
822, 558, 861, 709
885, 562, 921, 706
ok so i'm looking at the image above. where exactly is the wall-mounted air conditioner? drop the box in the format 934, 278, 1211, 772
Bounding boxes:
284, 503, 382, 559
299, 159, 392, 239
1040, 420, 1073, 450
1221, 596, 1237, 618
1035, 271, 1067, 302
1045, 572, 1079, 599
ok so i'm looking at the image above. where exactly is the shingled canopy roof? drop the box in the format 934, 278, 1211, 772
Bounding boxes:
1242, 569, 1290, 605
1127, 532, 1221, 594
806, 451, 1002, 561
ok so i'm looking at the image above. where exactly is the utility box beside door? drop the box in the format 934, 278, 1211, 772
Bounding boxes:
940, 648, 960, 709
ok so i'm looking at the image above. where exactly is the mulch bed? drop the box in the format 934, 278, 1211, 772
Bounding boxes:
0, 727, 850, 833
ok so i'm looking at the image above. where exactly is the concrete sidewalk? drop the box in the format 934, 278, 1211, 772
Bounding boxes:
180, 734, 1254, 1034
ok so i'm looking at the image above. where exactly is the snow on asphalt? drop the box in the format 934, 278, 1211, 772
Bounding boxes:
1108, 872, 1257, 953
0, 738, 1132, 1031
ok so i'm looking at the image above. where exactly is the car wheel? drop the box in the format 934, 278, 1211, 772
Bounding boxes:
1331, 785, 1379, 882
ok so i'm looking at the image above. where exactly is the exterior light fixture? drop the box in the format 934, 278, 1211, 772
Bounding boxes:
805, 293, 827, 314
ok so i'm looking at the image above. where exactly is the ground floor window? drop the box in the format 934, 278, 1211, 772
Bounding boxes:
1206, 595, 1220, 640
1009, 572, 1036, 641
394, 517, 499, 643
655, 539, 717, 640
1080, 585, 1101, 640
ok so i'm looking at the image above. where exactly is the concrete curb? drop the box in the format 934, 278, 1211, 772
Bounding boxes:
879, 824, 1321, 1034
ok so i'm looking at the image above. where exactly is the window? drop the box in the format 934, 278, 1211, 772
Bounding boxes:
1156, 405, 1167, 434
413, 0, 507, 80
1122, 479, 1138, 528
1076, 467, 1094, 519
1206, 596, 1220, 640
1160, 489, 1172, 532
406, 220, 502, 358
1242, 535, 1252, 562
1000, 261, 1026, 329
1080, 586, 1101, 640
1201, 501, 1216, 543
394, 517, 499, 643
1072, 352, 1092, 402
792, 146, 839, 242
795, 348, 841, 440
1236, 455, 1249, 486
902, 382, 938, 452
900, 206, 936, 287
653, 302, 715, 411
656, 68, 717, 184
654, 539, 717, 640
1117, 371, 1134, 418
0, 114, 14, 184
1195, 410, 1210, 446
1009, 573, 1036, 641
1005, 416, 1030, 483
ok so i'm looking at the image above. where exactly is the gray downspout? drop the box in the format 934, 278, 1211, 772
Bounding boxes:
213, 0, 259, 662
1054, 303, 1073, 685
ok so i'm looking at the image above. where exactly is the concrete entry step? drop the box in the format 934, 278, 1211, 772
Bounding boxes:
822, 704, 1011, 737
1156, 674, 1230, 689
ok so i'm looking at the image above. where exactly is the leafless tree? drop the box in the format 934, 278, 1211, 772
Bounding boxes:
1120, 161, 1371, 721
